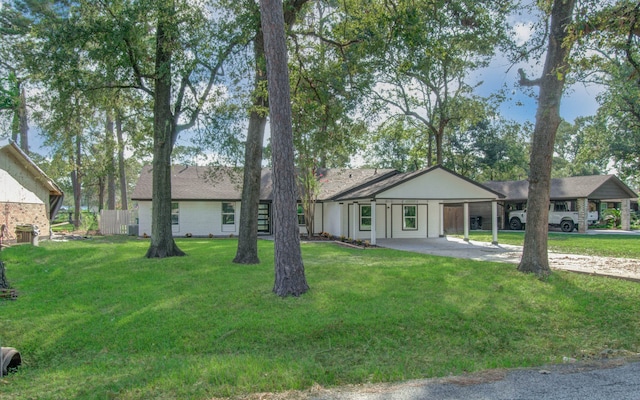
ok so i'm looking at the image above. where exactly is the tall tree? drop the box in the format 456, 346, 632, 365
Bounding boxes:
551, 118, 606, 178
517, 0, 576, 276
145, 1, 186, 258
570, 1, 640, 187
364, 116, 428, 172
594, 64, 640, 186
0, 3, 34, 154
346, 0, 513, 166
517, 0, 640, 276
233, 0, 309, 264
233, 9, 268, 264
5, 0, 242, 256
260, 0, 309, 297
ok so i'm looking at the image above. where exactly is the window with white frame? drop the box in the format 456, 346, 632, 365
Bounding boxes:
171, 202, 179, 225
222, 202, 235, 225
360, 205, 372, 231
297, 204, 306, 226
403, 205, 417, 230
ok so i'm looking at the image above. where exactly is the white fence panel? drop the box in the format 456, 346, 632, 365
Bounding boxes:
99, 210, 135, 235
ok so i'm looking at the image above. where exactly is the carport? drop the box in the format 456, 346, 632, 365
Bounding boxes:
478, 175, 638, 233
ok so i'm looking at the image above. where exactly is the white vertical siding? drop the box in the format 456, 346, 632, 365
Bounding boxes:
138, 201, 152, 237
375, 204, 386, 239
427, 201, 441, 238
322, 202, 342, 236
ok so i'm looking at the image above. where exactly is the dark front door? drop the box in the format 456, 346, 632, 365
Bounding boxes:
443, 204, 463, 234
258, 203, 271, 234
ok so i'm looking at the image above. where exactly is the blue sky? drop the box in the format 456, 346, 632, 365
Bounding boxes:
473, 9, 605, 126
475, 61, 604, 125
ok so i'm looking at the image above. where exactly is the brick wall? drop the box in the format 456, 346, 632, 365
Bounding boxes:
1, 202, 50, 242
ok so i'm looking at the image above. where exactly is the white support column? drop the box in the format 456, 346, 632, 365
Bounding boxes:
463, 202, 470, 241
370, 200, 377, 246
492, 200, 499, 245
439, 203, 445, 237
352, 203, 358, 240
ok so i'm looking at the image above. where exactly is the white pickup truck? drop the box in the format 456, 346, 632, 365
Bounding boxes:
508, 202, 598, 232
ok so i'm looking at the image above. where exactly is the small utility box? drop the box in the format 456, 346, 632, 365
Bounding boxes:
15, 224, 39, 246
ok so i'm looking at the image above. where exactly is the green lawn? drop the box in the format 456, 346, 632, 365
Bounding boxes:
1, 237, 639, 399
463, 231, 640, 259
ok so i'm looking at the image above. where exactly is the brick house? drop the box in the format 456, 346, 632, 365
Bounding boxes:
0, 139, 64, 242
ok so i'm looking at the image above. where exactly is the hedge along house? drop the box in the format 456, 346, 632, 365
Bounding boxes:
0, 138, 64, 241
472, 175, 638, 233
132, 164, 505, 244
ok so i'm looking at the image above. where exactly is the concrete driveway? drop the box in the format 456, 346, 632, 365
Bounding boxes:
376, 232, 640, 281
376, 237, 523, 263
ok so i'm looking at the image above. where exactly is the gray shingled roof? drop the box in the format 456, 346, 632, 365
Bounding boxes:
315, 168, 397, 200
131, 165, 396, 201
484, 175, 638, 201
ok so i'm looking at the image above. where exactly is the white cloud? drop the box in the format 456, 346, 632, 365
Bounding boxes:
513, 22, 534, 46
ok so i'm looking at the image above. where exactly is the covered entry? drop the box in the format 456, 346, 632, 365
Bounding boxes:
331, 166, 505, 245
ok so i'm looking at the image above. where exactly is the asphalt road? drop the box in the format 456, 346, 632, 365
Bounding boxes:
308, 358, 640, 400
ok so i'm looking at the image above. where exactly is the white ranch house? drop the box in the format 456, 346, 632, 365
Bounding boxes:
131, 165, 505, 244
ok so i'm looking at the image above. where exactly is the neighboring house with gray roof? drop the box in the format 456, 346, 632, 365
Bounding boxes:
132, 164, 505, 243
0, 138, 64, 242
470, 175, 638, 232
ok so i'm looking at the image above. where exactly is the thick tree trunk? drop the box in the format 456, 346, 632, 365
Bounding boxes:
145, 7, 185, 259
18, 87, 28, 154
518, 0, 576, 277
72, 131, 82, 229
116, 111, 128, 210
98, 176, 105, 211
234, 30, 267, 265
260, 0, 309, 296
106, 111, 117, 210
145, 141, 184, 258
435, 127, 444, 166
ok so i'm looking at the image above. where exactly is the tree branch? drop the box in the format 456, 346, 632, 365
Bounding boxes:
518, 68, 542, 87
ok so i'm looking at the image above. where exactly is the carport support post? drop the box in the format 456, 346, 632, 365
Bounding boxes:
463, 202, 469, 241
621, 198, 631, 231
439, 203, 444, 237
577, 197, 589, 233
370, 200, 376, 246
491, 201, 498, 245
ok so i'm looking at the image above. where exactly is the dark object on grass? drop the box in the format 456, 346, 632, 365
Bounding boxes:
1, 347, 22, 376
0, 260, 9, 289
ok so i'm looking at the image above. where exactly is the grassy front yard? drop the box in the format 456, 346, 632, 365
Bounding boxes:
1, 237, 639, 399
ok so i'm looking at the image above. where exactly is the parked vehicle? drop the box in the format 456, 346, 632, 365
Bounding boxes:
508, 202, 598, 232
